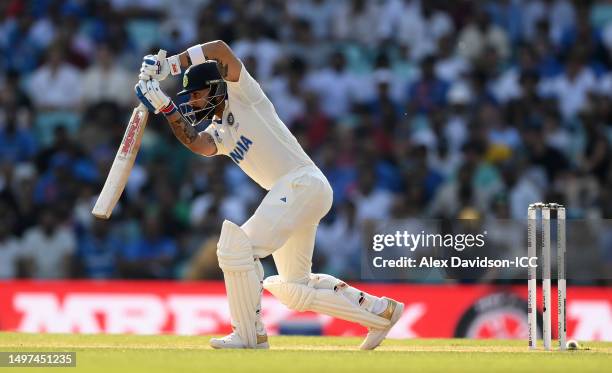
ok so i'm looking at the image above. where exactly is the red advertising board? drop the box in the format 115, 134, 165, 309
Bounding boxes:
0, 281, 609, 340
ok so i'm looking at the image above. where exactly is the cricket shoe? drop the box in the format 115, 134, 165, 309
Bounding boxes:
210, 332, 269, 349
359, 297, 404, 350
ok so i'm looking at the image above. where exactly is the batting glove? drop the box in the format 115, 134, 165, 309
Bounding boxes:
134, 79, 177, 115
139, 54, 181, 81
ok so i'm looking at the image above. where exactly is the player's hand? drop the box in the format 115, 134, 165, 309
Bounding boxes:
139, 52, 181, 81
139, 54, 170, 81
134, 79, 176, 115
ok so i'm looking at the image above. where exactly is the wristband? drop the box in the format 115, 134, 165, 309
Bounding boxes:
187, 44, 206, 65
167, 55, 181, 76
161, 102, 177, 116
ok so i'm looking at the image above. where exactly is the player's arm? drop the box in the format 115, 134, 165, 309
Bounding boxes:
140, 41, 242, 82
165, 111, 217, 156
175, 40, 242, 82
134, 79, 217, 156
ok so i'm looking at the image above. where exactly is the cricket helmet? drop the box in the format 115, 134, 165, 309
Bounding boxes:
177, 61, 227, 123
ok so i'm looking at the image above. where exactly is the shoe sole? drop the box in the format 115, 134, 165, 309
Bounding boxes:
359, 301, 405, 350
210, 342, 270, 350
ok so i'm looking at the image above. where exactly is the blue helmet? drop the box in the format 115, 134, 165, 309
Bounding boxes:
177, 61, 227, 123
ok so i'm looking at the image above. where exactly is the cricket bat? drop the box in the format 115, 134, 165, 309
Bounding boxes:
92, 49, 166, 219
92, 103, 149, 219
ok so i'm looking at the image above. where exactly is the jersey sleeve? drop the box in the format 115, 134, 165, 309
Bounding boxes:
225, 63, 265, 105
203, 123, 226, 156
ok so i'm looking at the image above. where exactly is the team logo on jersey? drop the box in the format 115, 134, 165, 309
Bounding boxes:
214, 129, 222, 143
183, 74, 188, 88
229, 135, 253, 164
227, 112, 235, 126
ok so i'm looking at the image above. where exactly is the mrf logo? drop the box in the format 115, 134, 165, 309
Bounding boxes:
229, 135, 253, 164
119, 111, 144, 158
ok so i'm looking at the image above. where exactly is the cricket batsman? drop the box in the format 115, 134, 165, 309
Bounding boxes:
134, 40, 404, 349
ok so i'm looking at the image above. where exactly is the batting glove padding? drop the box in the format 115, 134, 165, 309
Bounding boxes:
134, 79, 175, 115
139, 54, 181, 81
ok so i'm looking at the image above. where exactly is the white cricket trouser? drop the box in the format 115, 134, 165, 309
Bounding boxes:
242, 165, 333, 282
239, 165, 391, 335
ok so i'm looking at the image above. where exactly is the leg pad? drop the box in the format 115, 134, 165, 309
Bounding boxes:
263, 274, 390, 329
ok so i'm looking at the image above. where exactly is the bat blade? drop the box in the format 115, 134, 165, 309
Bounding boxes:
92, 103, 149, 219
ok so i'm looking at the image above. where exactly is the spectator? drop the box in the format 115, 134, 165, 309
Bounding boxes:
539, 50, 597, 120
500, 160, 544, 219
317, 138, 357, 206
408, 55, 450, 114
283, 18, 332, 68
385, 0, 454, 60
317, 200, 362, 278
232, 18, 281, 82
579, 110, 611, 184
266, 57, 306, 126
435, 34, 470, 83
295, 92, 332, 151
490, 46, 538, 104
0, 111, 36, 163
119, 214, 177, 279
347, 167, 394, 225
332, 0, 382, 47
27, 42, 82, 111
190, 180, 248, 229
521, 0, 576, 45
1, 12, 44, 74
368, 70, 402, 121
0, 69, 33, 109
305, 51, 363, 119
20, 207, 76, 279
10, 163, 38, 235
522, 125, 570, 183
403, 144, 445, 204
82, 43, 133, 107
458, 9, 510, 62
428, 162, 478, 219
286, 0, 336, 40
0, 207, 22, 279
75, 219, 121, 279
183, 234, 222, 280
482, 103, 521, 149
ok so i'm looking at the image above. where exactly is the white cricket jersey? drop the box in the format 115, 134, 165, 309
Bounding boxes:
204, 64, 315, 190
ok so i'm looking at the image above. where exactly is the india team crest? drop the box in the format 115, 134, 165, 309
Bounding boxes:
183, 74, 188, 88
227, 112, 235, 126
214, 129, 222, 143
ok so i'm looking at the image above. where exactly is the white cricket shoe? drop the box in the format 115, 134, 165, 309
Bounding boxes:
359, 297, 404, 350
210, 332, 269, 349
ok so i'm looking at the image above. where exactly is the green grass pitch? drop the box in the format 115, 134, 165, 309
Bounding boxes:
0, 333, 610, 372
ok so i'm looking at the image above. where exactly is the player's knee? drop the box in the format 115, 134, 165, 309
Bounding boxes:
217, 220, 255, 272
263, 275, 314, 311
318, 178, 333, 213
263, 273, 344, 311
307, 273, 343, 290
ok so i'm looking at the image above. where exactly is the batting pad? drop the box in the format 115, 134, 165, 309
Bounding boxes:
263, 274, 390, 330
217, 220, 262, 347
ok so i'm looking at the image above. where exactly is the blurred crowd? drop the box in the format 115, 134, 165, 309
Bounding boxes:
0, 0, 611, 282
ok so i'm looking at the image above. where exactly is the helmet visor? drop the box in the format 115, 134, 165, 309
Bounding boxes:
178, 86, 226, 124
